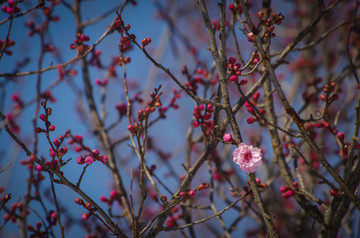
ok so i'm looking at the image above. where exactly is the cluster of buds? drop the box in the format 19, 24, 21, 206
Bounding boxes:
50, 141, 68, 158
195, 68, 209, 80
70, 33, 90, 56
35, 159, 58, 172
305, 120, 331, 141
68, 134, 86, 151
89, 49, 102, 69
25, 19, 42, 37
211, 19, 229, 31
142, 37, 151, 46
227, 57, 244, 84
247, 178, 268, 190
100, 189, 123, 207
3, 202, 29, 223
105, 57, 119, 78
57, 66, 77, 81
41, 3, 59, 22
75, 198, 96, 221
27, 222, 47, 237
302, 77, 323, 103
213, 167, 234, 181
192, 104, 214, 133
297, 151, 321, 169
127, 122, 139, 134
150, 189, 169, 203
245, 92, 265, 124
147, 138, 171, 161
185, 75, 205, 95
5, 113, 20, 133
116, 103, 127, 117
319, 82, 339, 104
0, 39, 15, 56
158, 88, 181, 119
251, 52, 260, 64
35, 100, 56, 133
0, 188, 11, 206
76, 149, 108, 165
1, 0, 20, 15
149, 190, 167, 203
257, 11, 285, 38
179, 183, 210, 200
41, 90, 56, 102
165, 206, 182, 228
118, 24, 134, 51
117, 55, 131, 65
280, 182, 298, 199
128, 86, 163, 134
109, 17, 124, 34
228, 3, 243, 14
141, 85, 163, 120
336, 132, 349, 159
305, 121, 348, 157
11, 93, 23, 110
20, 154, 37, 170
94, 78, 108, 86
46, 210, 57, 226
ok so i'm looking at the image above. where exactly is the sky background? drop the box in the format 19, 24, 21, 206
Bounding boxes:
1, 0, 358, 237
0, 1, 235, 237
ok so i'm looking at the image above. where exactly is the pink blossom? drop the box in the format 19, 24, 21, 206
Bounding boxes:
233, 143, 262, 173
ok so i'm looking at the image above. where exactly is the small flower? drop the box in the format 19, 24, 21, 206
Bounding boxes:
233, 143, 262, 173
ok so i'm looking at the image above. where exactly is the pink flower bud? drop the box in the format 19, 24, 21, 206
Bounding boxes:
246, 117, 255, 124
192, 121, 199, 128
49, 150, 56, 157
50, 212, 57, 219
239, 79, 248, 85
39, 114, 47, 121
101, 155, 108, 163
92, 149, 99, 156
223, 133, 234, 143
280, 186, 289, 193
228, 57, 236, 64
75, 198, 84, 205
84, 156, 94, 165
230, 75, 238, 83
286, 190, 294, 197
110, 189, 118, 198
76, 156, 84, 164
35, 165, 43, 171
188, 190, 195, 197
81, 213, 90, 221
336, 132, 344, 142
329, 189, 339, 196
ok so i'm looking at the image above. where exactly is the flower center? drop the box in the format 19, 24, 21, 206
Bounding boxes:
243, 152, 252, 160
